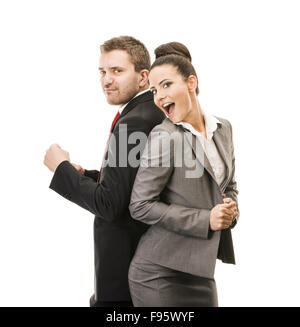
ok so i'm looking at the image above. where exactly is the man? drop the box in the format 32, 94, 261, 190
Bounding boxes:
43, 36, 165, 307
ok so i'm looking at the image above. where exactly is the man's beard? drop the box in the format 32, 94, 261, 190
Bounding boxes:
105, 86, 140, 106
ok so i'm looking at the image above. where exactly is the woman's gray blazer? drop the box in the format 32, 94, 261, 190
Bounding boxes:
129, 117, 239, 279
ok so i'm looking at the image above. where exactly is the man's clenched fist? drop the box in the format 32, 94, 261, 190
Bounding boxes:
43, 144, 70, 172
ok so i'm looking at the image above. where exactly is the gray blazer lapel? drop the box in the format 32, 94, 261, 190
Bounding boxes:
213, 125, 230, 190
181, 127, 218, 183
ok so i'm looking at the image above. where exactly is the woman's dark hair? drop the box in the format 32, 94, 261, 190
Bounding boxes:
151, 42, 199, 95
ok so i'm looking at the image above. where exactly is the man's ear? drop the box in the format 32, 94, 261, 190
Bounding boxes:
187, 75, 198, 93
139, 69, 150, 88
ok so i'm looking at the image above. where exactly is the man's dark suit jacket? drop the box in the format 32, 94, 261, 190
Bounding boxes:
49, 91, 165, 304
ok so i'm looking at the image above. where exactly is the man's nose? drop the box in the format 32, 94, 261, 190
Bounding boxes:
103, 73, 113, 86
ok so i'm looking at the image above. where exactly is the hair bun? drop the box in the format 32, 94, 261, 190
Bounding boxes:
154, 42, 192, 62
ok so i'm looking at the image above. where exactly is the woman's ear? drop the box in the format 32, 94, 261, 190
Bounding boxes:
139, 69, 150, 88
187, 75, 198, 93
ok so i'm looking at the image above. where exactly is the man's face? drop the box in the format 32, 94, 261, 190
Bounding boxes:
99, 50, 141, 106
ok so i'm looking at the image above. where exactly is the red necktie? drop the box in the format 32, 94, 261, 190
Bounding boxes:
97, 111, 120, 183
109, 111, 121, 133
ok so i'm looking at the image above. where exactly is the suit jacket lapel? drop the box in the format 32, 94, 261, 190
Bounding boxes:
181, 126, 218, 183
212, 125, 230, 190
119, 91, 153, 118
180, 122, 231, 190
110, 91, 153, 134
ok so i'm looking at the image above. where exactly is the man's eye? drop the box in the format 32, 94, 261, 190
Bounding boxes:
114, 69, 121, 73
100, 71, 105, 76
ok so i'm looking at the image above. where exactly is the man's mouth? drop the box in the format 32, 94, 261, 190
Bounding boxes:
162, 102, 175, 116
104, 89, 117, 93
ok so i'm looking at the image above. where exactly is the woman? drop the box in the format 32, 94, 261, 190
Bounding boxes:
128, 42, 239, 307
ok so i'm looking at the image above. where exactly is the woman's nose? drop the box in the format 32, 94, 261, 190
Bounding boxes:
157, 90, 166, 102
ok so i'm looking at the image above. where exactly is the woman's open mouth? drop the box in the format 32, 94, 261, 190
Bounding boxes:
163, 102, 175, 116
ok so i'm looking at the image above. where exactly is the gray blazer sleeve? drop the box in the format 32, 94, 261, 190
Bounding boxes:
225, 122, 239, 229
129, 128, 211, 240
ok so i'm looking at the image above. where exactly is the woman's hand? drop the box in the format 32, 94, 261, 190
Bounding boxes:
209, 195, 238, 231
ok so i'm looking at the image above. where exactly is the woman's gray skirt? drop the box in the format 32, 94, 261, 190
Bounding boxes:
128, 255, 218, 307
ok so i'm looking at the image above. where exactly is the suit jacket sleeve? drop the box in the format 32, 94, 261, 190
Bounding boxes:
225, 122, 239, 229
83, 169, 99, 182
129, 128, 211, 240
49, 118, 146, 222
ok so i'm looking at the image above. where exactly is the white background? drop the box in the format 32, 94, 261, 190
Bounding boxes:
0, 0, 299, 307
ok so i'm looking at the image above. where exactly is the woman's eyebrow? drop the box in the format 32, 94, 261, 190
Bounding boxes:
159, 79, 169, 85
150, 79, 171, 89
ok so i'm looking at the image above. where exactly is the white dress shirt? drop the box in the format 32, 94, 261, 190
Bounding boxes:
176, 113, 226, 186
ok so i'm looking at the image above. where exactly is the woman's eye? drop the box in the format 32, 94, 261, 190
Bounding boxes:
151, 89, 157, 95
163, 82, 171, 88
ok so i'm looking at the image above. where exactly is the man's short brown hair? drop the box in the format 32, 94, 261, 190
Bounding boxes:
100, 36, 150, 72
